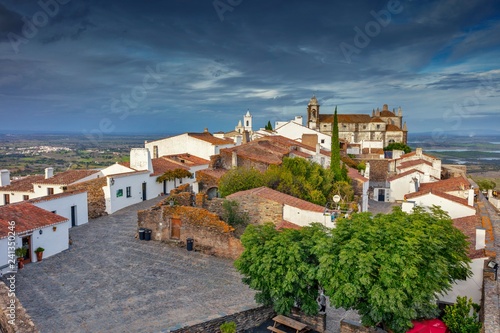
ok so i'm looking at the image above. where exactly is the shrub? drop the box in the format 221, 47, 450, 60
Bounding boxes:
219, 321, 236, 333
443, 296, 481, 333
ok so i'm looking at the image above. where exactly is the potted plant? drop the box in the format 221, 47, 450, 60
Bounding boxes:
15, 247, 27, 269
35, 247, 45, 262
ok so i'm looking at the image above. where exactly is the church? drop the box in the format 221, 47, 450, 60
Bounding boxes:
306, 96, 408, 147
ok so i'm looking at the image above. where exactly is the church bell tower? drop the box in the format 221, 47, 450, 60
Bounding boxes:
307, 95, 320, 130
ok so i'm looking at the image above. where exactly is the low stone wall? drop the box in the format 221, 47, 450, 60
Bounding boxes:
0, 280, 38, 333
290, 307, 326, 332
138, 204, 243, 259
340, 319, 385, 333
171, 306, 274, 333
67, 177, 107, 219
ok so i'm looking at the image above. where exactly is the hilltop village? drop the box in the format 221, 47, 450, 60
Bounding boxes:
1, 97, 499, 333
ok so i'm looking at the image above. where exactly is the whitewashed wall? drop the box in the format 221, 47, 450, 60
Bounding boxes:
101, 163, 134, 176
389, 171, 421, 202
402, 193, 475, 219
104, 172, 150, 214
33, 192, 89, 227
29, 220, 70, 262
283, 205, 336, 228
275, 122, 332, 150
0, 190, 32, 206
439, 257, 487, 305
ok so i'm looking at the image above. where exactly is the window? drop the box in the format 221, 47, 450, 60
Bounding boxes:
126, 186, 131, 198
246, 121, 249, 126
190, 172, 195, 179
320, 139, 325, 144
377, 125, 380, 129
23, 195, 29, 200
153, 146, 158, 159
47, 188, 54, 195
4, 194, 10, 205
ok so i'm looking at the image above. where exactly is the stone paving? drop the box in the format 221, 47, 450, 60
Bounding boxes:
7, 197, 358, 333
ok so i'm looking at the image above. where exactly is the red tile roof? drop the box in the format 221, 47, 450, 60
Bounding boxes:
188, 132, 234, 145
397, 151, 437, 160
404, 189, 469, 206
453, 215, 485, 259
0, 202, 68, 238
397, 159, 433, 170
227, 187, 325, 212
388, 169, 424, 182
276, 220, 302, 230
197, 169, 228, 180
379, 110, 396, 117
370, 117, 385, 123
33, 170, 100, 185
151, 158, 189, 176
162, 154, 210, 167
28, 190, 86, 204
419, 176, 470, 193
290, 150, 312, 159
348, 167, 368, 182
0, 175, 44, 192
386, 124, 402, 131
337, 114, 372, 123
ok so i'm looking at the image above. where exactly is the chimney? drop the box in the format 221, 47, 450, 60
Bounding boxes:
316, 143, 320, 155
364, 162, 370, 179
232, 151, 237, 168
416, 148, 423, 157
475, 227, 486, 250
0, 170, 10, 186
204, 128, 209, 133
468, 189, 474, 206
294, 116, 303, 126
130, 148, 152, 171
45, 167, 54, 179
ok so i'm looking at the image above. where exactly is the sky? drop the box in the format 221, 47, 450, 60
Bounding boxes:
1, 0, 500, 138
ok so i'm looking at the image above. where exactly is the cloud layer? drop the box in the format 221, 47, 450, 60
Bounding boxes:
1, 0, 500, 136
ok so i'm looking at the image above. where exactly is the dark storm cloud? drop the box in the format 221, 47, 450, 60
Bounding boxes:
0, 0, 499, 134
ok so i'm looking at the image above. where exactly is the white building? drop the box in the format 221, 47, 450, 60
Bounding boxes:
0, 168, 101, 206
274, 119, 332, 150
0, 202, 70, 274
402, 190, 475, 219
390, 148, 441, 180
100, 148, 209, 214
30, 190, 89, 227
145, 130, 236, 160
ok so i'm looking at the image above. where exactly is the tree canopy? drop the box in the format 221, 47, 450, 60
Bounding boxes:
235, 223, 329, 315
218, 167, 265, 197
235, 206, 472, 333
156, 168, 192, 184
475, 179, 496, 191
265, 121, 273, 131
384, 142, 412, 153
317, 206, 471, 333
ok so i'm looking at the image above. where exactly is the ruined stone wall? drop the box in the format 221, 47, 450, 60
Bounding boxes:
137, 204, 243, 259
366, 159, 390, 182
0, 281, 38, 333
67, 177, 107, 219
227, 194, 283, 225
171, 306, 274, 333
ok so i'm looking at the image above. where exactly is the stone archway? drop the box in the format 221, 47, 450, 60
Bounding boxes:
207, 187, 219, 199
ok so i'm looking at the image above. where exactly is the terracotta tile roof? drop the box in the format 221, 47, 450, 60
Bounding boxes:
388, 169, 424, 182
397, 151, 437, 160
227, 186, 325, 213
290, 150, 312, 159
197, 169, 228, 180
362, 148, 384, 154
28, 190, 86, 204
404, 190, 469, 206
337, 114, 372, 123
386, 124, 402, 131
0, 202, 68, 238
452, 215, 485, 259
162, 154, 210, 167
276, 220, 302, 230
151, 158, 189, 176
348, 167, 368, 182
397, 159, 433, 170
0, 175, 44, 192
33, 170, 100, 185
419, 176, 471, 193
370, 117, 385, 123
188, 132, 234, 145
379, 110, 396, 117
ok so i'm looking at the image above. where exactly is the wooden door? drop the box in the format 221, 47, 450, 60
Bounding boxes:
142, 182, 147, 201
22, 236, 31, 264
171, 217, 181, 239
378, 189, 385, 202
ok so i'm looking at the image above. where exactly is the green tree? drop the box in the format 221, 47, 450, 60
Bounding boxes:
156, 168, 193, 187
443, 296, 481, 333
317, 206, 471, 333
384, 142, 412, 154
476, 179, 496, 191
330, 106, 342, 181
265, 121, 273, 131
221, 200, 249, 227
218, 167, 265, 197
235, 223, 329, 315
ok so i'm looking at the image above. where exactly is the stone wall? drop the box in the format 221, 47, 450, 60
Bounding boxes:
67, 177, 107, 219
340, 320, 385, 333
137, 204, 243, 259
290, 307, 326, 333
0, 280, 38, 333
226, 195, 283, 226
366, 159, 390, 182
171, 306, 274, 333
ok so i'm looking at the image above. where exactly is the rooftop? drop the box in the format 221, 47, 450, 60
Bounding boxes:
452, 215, 485, 259
0, 175, 44, 192
33, 170, 100, 185
187, 132, 234, 145
419, 176, 471, 193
